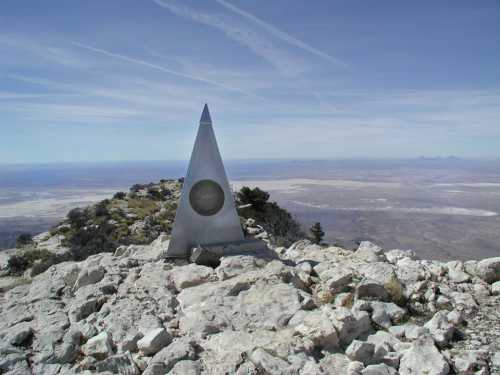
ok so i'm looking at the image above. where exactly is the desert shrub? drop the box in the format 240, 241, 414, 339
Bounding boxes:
95, 200, 110, 217
147, 187, 163, 200
237, 186, 270, 211
67, 208, 89, 229
16, 233, 33, 248
8, 255, 29, 275
8, 248, 58, 276
68, 223, 117, 261
261, 202, 303, 246
237, 187, 303, 247
309, 222, 325, 245
113, 191, 126, 200
127, 198, 159, 219
130, 184, 146, 193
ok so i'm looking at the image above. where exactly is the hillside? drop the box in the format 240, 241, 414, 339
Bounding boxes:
0, 183, 499, 374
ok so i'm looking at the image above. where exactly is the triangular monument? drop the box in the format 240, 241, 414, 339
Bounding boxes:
166, 104, 244, 258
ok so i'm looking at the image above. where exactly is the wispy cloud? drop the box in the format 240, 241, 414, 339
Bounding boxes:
152, 0, 306, 76
215, 0, 345, 67
0, 34, 87, 68
0, 91, 80, 100
71, 42, 258, 98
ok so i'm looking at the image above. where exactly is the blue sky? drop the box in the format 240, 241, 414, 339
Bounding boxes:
1, 0, 499, 163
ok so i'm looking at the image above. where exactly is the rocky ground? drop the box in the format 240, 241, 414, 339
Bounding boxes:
0, 232, 499, 374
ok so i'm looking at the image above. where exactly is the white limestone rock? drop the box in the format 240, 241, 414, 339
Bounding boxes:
73, 265, 106, 291
399, 336, 450, 375
358, 262, 404, 303
95, 353, 140, 375
329, 307, 373, 346
0, 344, 30, 375
451, 350, 490, 375
445, 261, 471, 284
362, 364, 398, 375
81, 331, 114, 360
292, 308, 339, 350
168, 360, 201, 375
385, 249, 416, 264
492, 281, 500, 295
249, 348, 291, 375
319, 267, 354, 293
0, 322, 33, 346
424, 311, 457, 347
137, 328, 172, 356
356, 278, 390, 301
216, 255, 263, 280
356, 241, 386, 263
169, 264, 213, 290
320, 353, 364, 375
346, 340, 375, 365
475, 257, 500, 283
145, 338, 195, 374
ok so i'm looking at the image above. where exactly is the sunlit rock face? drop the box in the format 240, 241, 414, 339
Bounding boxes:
0, 238, 499, 374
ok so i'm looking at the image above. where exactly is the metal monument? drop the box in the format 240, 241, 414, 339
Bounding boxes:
166, 104, 244, 258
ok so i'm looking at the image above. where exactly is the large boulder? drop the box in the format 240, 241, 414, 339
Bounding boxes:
358, 263, 404, 303
137, 328, 172, 356
355, 242, 386, 263
73, 266, 106, 291
81, 331, 114, 360
169, 264, 213, 290
399, 336, 450, 375
475, 257, 500, 283
292, 308, 339, 351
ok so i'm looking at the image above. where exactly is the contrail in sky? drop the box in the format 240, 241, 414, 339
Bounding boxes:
72, 42, 258, 98
215, 0, 346, 67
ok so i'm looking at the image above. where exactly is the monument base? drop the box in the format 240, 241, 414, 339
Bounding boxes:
188, 239, 276, 267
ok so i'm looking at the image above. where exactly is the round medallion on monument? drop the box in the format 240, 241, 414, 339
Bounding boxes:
189, 179, 225, 216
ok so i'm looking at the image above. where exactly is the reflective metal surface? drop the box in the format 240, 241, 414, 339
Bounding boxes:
189, 179, 225, 216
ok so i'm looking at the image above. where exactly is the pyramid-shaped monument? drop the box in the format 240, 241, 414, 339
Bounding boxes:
166, 104, 244, 257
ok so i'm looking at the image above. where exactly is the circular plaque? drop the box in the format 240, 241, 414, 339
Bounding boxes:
189, 179, 225, 216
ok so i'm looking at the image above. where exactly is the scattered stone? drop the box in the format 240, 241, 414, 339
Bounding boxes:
491, 281, 500, 295
169, 264, 213, 290
145, 338, 195, 373
249, 347, 290, 375
475, 257, 500, 283
424, 311, 456, 347
399, 336, 450, 375
81, 331, 114, 360
356, 278, 390, 301
293, 309, 339, 350
73, 265, 106, 290
137, 328, 172, 356
0, 234, 498, 373
95, 353, 140, 375
346, 340, 375, 365
356, 241, 386, 262
362, 363, 398, 375
168, 360, 201, 375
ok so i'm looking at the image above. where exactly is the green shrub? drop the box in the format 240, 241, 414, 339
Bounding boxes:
16, 233, 34, 248
8, 255, 29, 275
67, 208, 89, 229
237, 186, 270, 211
309, 222, 325, 245
95, 200, 110, 217
68, 223, 117, 261
113, 191, 126, 200
237, 187, 303, 247
8, 248, 59, 276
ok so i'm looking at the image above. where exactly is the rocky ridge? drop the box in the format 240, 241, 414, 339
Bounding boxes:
1, 234, 499, 375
